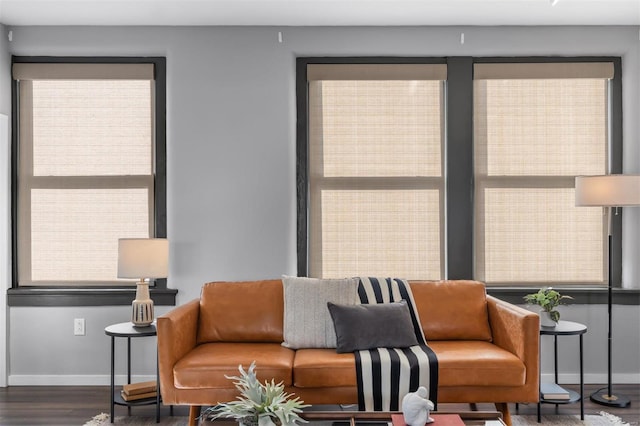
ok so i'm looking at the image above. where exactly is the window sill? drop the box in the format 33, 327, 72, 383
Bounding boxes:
488, 287, 640, 306
7, 287, 178, 307
9, 285, 637, 307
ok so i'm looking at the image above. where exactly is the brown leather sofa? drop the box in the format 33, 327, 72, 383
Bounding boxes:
157, 279, 539, 426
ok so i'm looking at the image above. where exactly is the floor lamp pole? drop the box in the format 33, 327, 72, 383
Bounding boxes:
576, 174, 640, 408
589, 220, 630, 407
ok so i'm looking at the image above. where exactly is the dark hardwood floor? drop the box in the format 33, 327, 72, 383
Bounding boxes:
0, 384, 638, 425
509, 383, 639, 424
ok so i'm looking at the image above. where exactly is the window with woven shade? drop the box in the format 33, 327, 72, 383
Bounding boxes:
13, 60, 165, 288
473, 62, 614, 285
306, 64, 447, 280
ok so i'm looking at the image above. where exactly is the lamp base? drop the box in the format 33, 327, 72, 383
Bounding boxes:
131, 281, 154, 327
590, 390, 631, 408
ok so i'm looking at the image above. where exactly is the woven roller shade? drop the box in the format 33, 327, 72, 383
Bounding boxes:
473, 65, 610, 284
16, 61, 156, 286
308, 65, 445, 280
13, 62, 154, 80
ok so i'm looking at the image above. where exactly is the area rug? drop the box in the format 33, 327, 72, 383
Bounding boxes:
83, 413, 186, 425
84, 411, 633, 426
511, 412, 632, 426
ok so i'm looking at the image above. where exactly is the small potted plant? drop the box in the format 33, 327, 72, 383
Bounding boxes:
202, 362, 309, 426
524, 287, 572, 327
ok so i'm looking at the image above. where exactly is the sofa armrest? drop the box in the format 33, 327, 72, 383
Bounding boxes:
487, 295, 540, 401
157, 298, 200, 403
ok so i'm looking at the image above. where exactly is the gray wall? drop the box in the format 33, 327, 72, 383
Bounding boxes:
0, 25, 9, 116
1, 23, 11, 387
1, 25, 639, 385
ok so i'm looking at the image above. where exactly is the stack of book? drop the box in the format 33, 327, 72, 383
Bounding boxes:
540, 382, 570, 400
121, 381, 158, 402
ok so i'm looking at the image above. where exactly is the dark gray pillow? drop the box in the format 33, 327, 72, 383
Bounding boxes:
327, 301, 419, 353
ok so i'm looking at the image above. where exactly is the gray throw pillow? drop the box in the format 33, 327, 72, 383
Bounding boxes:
327, 300, 419, 353
282, 275, 358, 349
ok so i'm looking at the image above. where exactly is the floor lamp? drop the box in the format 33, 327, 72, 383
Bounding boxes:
575, 174, 640, 408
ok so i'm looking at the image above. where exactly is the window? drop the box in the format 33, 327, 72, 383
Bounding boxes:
304, 63, 446, 280
10, 57, 172, 305
474, 62, 614, 285
298, 57, 621, 288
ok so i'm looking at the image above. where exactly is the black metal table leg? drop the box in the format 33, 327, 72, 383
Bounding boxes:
110, 336, 115, 423
580, 334, 584, 420
538, 321, 587, 421
554, 335, 559, 414
105, 322, 160, 423
127, 337, 132, 416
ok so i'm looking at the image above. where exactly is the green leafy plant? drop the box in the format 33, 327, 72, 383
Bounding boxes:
203, 362, 309, 426
523, 287, 573, 322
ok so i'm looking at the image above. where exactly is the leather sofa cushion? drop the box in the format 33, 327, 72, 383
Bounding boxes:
410, 280, 493, 341
197, 280, 284, 343
293, 349, 357, 388
173, 343, 294, 389
429, 340, 526, 386
293, 342, 524, 389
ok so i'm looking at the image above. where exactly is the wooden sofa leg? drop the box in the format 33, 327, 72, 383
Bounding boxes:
495, 403, 511, 426
188, 405, 202, 426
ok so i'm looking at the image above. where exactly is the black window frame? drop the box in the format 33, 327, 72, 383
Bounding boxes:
8, 56, 176, 307
296, 56, 639, 306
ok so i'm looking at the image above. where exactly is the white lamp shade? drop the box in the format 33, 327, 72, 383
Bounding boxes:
117, 238, 169, 279
575, 175, 640, 207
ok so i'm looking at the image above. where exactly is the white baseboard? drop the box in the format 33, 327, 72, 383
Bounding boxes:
541, 373, 640, 385
8, 373, 640, 386
8, 375, 157, 386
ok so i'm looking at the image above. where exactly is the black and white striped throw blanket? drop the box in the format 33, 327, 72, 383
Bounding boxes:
355, 277, 439, 411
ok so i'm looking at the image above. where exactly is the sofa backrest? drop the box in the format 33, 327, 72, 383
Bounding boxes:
197, 280, 284, 344
196, 278, 492, 344
410, 280, 493, 341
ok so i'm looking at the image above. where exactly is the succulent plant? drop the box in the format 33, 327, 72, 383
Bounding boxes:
203, 362, 309, 426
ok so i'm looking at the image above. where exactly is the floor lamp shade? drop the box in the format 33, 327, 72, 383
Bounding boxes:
118, 238, 169, 327
574, 174, 639, 408
575, 175, 640, 206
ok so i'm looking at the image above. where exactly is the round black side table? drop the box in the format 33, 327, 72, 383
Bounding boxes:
537, 320, 587, 422
105, 322, 160, 423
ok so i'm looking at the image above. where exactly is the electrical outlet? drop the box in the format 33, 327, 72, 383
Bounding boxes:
74, 318, 85, 336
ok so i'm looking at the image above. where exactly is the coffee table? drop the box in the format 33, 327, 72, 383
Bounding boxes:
203, 407, 504, 426
300, 411, 505, 426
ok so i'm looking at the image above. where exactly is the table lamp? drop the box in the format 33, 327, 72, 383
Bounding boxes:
117, 238, 169, 327
575, 174, 640, 408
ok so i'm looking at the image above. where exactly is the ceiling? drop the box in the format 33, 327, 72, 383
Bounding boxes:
0, 0, 638, 27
